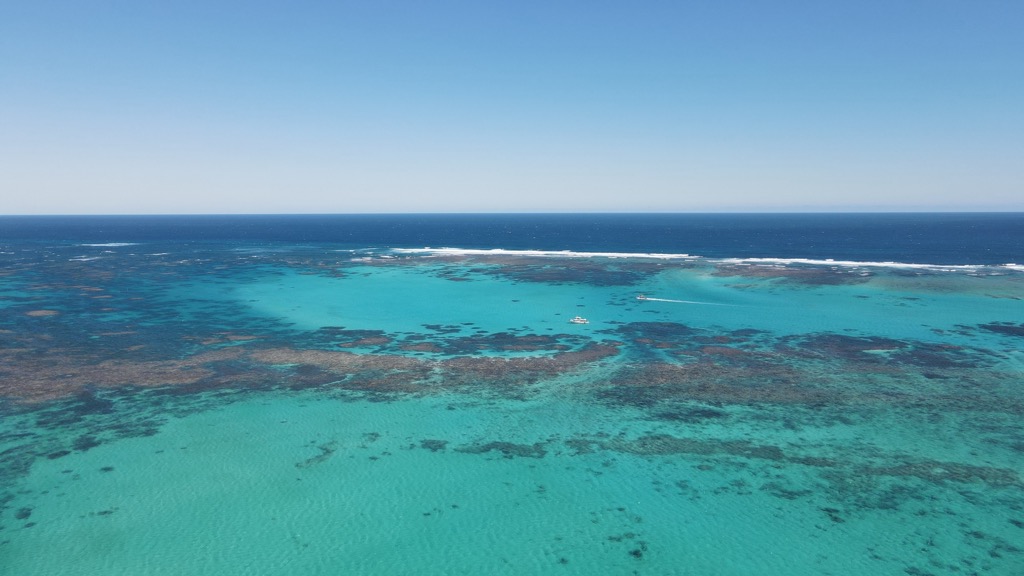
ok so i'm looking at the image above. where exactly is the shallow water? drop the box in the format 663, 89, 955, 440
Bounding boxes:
1, 238, 1023, 575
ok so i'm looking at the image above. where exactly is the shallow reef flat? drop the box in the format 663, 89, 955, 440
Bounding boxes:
1, 242, 1022, 575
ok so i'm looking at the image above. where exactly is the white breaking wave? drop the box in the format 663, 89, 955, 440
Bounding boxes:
716, 257, 1018, 272
78, 242, 139, 247
391, 247, 697, 260
385, 247, 1020, 272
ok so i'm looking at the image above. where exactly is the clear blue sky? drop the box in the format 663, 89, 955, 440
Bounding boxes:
2, 1, 1022, 214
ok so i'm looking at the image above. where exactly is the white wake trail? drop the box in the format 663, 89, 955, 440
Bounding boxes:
641, 297, 735, 306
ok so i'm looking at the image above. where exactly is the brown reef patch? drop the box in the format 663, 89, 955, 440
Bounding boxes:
712, 264, 871, 285
599, 361, 816, 408
453, 257, 670, 287
697, 346, 747, 357
249, 348, 430, 393
400, 343, 445, 353
779, 334, 988, 370
0, 347, 246, 404
416, 332, 576, 355
338, 337, 392, 348
0, 334, 622, 405
250, 342, 620, 395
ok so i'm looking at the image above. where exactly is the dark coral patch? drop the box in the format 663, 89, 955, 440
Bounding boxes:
616, 322, 700, 343
72, 435, 101, 452
865, 460, 1021, 487
591, 434, 789, 461
598, 362, 822, 409
341, 337, 392, 348
423, 324, 462, 335
761, 481, 812, 500
564, 438, 600, 456
313, 327, 392, 349
781, 333, 987, 369
398, 332, 584, 356
653, 406, 728, 422
568, 433, 1021, 491
295, 441, 338, 468
712, 264, 871, 285
248, 342, 619, 397
782, 334, 906, 362
697, 346, 746, 357
476, 259, 663, 287
456, 441, 547, 459
821, 507, 845, 523
420, 439, 448, 452
400, 343, 444, 353
979, 322, 1024, 338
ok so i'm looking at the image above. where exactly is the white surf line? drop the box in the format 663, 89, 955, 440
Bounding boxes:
642, 297, 736, 306
717, 257, 1005, 272
392, 247, 698, 260
78, 242, 139, 247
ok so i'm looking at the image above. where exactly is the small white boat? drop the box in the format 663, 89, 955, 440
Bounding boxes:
569, 316, 589, 324
636, 294, 648, 300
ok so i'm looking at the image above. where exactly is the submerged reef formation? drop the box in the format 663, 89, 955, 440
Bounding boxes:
712, 262, 875, 285
0, 336, 622, 404
2, 242, 1023, 574
1, 245, 1021, 426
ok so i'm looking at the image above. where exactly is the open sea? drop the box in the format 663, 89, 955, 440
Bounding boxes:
1, 213, 1022, 575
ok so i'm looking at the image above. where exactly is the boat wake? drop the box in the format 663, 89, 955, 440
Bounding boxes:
640, 297, 735, 306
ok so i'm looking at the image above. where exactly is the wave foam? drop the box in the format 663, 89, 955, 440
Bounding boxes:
716, 257, 1015, 272
391, 247, 697, 260
387, 247, 1021, 272
78, 242, 139, 247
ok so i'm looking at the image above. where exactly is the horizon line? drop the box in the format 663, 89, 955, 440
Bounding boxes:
3, 210, 1023, 218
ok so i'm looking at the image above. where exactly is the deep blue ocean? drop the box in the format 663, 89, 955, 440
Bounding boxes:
2, 212, 1021, 264
1, 212, 1022, 575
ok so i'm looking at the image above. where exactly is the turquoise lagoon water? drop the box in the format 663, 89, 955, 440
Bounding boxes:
1, 236, 1023, 575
